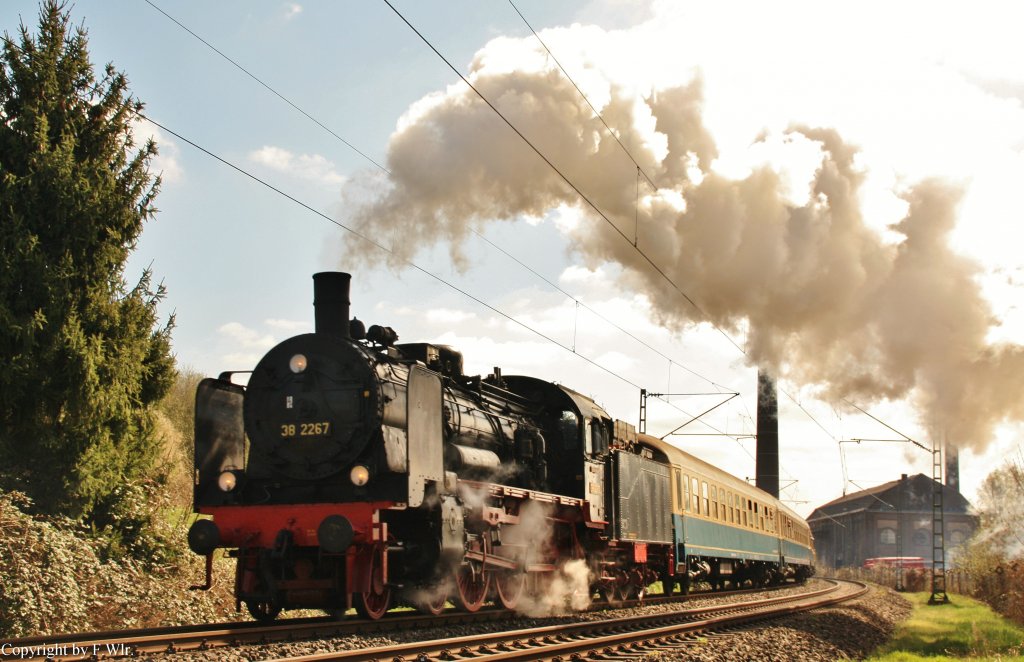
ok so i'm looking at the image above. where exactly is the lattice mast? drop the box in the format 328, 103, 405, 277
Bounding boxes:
929, 436, 949, 604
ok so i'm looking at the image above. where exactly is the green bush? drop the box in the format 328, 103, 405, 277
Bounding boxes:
0, 489, 237, 637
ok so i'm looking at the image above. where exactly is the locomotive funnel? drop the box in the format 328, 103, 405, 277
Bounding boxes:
313, 271, 351, 338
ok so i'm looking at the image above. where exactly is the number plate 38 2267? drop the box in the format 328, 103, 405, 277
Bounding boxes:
280, 422, 331, 437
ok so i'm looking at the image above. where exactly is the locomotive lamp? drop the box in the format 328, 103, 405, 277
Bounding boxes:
289, 353, 308, 373
187, 519, 220, 556
350, 465, 370, 486
218, 470, 238, 492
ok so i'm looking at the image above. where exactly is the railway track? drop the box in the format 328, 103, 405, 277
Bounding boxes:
1, 581, 845, 660
2, 592, 716, 659
263, 579, 867, 662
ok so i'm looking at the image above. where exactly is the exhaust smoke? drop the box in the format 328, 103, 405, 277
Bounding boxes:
339, 28, 1024, 453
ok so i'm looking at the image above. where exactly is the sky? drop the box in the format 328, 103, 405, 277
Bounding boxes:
4, 0, 1023, 518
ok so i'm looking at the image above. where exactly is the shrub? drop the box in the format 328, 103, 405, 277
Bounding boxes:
0, 489, 236, 637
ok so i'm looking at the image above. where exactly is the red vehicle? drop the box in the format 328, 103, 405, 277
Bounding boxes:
863, 556, 926, 569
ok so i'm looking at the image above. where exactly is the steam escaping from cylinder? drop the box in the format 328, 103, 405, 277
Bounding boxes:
500, 501, 593, 616
338, 30, 1024, 453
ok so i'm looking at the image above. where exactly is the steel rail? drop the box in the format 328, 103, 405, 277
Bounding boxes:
0, 583, 799, 660
260, 580, 866, 662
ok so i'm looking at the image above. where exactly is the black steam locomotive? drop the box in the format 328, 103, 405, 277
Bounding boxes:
188, 272, 813, 620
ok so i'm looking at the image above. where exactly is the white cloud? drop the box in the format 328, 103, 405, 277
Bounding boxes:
222, 352, 263, 370
424, 307, 478, 325
218, 321, 276, 350
249, 145, 345, 187
283, 3, 302, 20
265, 318, 310, 332
132, 120, 183, 185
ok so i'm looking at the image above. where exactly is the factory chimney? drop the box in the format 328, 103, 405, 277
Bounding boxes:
756, 370, 780, 498
313, 271, 351, 338
945, 444, 960, 493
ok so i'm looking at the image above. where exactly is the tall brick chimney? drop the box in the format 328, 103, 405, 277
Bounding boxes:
945, 443, 960, 493
756, 370, 780, 499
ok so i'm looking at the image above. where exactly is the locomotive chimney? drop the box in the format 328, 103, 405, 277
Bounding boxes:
313, 271, 351, 338
755, 370, 780, 499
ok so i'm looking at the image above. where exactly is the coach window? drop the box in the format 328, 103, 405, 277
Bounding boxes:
728, 493, 734, 523
691, 477, 699, 513
683, 473, 691, 512
710, 485, 718, 519
700, 481, 708, 516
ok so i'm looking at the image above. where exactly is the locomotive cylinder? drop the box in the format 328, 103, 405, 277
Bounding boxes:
313, 271, 351, 338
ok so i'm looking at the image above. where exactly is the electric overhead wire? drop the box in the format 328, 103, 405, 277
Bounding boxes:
381, 0, 747, 358
141, 0, 390, 175
507, 0, 659, 192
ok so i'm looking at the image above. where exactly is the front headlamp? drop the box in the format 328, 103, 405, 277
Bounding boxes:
218, 470, 238, 492
289, 353, 308, 373
350, 465, 370, 487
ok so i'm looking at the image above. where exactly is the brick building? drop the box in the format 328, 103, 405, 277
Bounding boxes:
807, 473, 977, 569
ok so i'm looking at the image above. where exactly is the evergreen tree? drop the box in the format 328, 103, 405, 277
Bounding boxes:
0, 1, 175, 518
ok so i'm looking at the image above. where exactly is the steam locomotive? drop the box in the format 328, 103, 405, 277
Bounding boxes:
188, 272, 813, 620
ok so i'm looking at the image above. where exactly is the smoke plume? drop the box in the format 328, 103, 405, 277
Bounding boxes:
340, 34, 1024, 451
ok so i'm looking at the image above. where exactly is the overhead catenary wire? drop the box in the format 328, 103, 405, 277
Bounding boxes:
382, 0, 747, 358
142, 0, 390, 175
507, 0, 660, 192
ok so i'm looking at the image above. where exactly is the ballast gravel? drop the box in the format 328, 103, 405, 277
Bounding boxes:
640, 584, 913, 661
167, 580, 912, 661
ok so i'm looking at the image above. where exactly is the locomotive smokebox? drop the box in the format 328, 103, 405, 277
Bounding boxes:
313, 271, 351, 338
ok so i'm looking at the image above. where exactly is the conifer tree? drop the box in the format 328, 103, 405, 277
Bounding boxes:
0, 1, 175, 517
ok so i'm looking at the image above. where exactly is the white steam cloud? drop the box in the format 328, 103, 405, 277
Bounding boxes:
339, 23, 1024, 452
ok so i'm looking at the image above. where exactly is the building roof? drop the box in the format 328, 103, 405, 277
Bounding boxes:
807, 473, 973, 524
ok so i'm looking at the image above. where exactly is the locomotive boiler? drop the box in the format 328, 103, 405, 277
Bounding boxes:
188, 272, 813, 620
